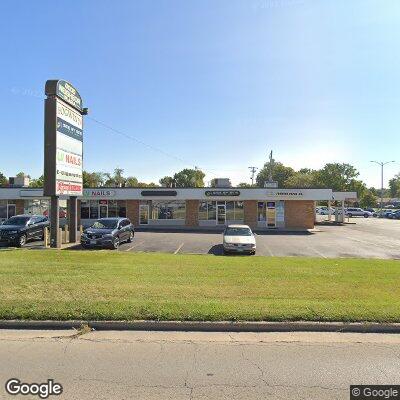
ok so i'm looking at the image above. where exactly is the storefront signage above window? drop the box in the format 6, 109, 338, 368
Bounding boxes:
83, 189, 116, 198
205, 190, 240, 197
141, 190, 177, 197
266, 190, 304, 197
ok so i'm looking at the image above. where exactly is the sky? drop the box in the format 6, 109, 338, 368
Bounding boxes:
1, 0, 400, 187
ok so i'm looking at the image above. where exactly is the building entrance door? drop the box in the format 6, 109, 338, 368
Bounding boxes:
139, 205, 149, 225
99, 204, 108, 218
217, 204, 226, 225
266, 201, 276, 228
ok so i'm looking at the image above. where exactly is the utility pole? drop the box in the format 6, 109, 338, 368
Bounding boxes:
248, 166, 258, 186
370, 160, 395, 211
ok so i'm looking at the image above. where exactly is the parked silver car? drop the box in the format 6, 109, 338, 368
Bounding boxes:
345, 208, 372, 218
223, 225, 256, 255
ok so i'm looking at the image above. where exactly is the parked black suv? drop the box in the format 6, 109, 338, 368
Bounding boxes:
0, 215, 49, 247
81, 217, 134, 249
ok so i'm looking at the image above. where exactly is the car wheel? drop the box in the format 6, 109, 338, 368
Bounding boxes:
17, 234, 27, 248
81, 243, 89, 249
364, 214, 369, 218
112, 237, 120, 250
127, 232, 134, 243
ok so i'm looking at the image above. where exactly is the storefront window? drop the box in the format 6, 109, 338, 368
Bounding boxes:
234, 201, 244, 220
207, 202, 216, 220
199, 201, 243, 221
90, 200, 99, 219
24, 200, 50, 217
226, 201, 235, 220
258, 202, 266, 222
198, 201, 208, 220
0, 200, 7, 220
80, 200, 90, 219
151, 201, 186, 220
117, 200, 127, 217
80, 200, 127, 219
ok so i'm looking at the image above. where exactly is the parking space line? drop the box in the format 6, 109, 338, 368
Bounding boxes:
344, 235, 399, 250
124, 241, 144, 252
265, 246, 274, 256
174, 243, 184, 254
308, 247, 327, 259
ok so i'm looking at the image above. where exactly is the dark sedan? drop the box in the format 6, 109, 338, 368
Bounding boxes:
388, 210, 400, 219
0, 215, 49, 247
80, 217, 134, 249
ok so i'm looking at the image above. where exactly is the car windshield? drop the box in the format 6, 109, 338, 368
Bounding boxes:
3, 216, 30, 226
91, 220, 118, 229
224, 227, 252, 236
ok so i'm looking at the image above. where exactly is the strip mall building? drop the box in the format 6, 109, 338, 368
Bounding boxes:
0, 187, 357, 230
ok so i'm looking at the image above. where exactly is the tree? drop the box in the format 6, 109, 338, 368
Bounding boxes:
124, 176, 139, 187
104, 168, 126, 187
159, 176, 175, 187
389, 174, 400, 198
256, 162, 295, 188
137, 182, 158, 187
160, 169, 206, 188
16, 171, 30, 179
359, 190, 378, 209
315, 163, 360, 191
237, 182, 253, 188
285, 169, 318, 188
83, 171, 105, 188
0, 172, 7, 187
29, 175, 44, 188
173, 168, 205, 187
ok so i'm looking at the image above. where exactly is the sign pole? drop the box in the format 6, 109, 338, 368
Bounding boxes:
50, 195, 60, 248
68, 196, 78, 243
43, 79, 87, 249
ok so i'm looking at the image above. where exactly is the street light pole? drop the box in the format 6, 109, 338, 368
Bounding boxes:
370, 161, 395, 211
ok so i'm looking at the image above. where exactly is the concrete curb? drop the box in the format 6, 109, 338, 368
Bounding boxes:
0, 320, 400, 333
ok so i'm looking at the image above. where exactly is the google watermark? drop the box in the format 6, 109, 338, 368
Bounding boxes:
5, 378, 63, 399
351, 385, 400, 400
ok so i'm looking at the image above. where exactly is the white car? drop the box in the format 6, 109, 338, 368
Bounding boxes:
223, 225, 256, 255
317, 207, 336, 215
345, 208, 372, 218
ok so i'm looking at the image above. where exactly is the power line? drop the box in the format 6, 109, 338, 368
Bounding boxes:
87, 115, 218, 177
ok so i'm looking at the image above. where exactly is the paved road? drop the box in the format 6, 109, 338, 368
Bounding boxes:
117, 218, 400, 259
0, 330, 399, 399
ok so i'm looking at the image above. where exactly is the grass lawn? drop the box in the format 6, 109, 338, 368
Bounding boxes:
0, 250, 400, 322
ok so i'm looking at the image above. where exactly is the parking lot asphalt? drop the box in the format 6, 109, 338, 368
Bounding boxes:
116, 217, 400, 259
2, 217, 400, 259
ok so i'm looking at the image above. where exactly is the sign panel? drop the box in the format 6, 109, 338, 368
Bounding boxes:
83, 189, 116, 198
205, 190, 240, 197
54, 100, 83, 195
45, 80, 82, 111
44, 80, 84, 197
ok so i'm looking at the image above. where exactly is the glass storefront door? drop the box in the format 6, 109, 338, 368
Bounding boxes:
139, 205, 149, 225
266, 201, 276, 228
99, 204, 108, 218
217, 204, 226, 225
